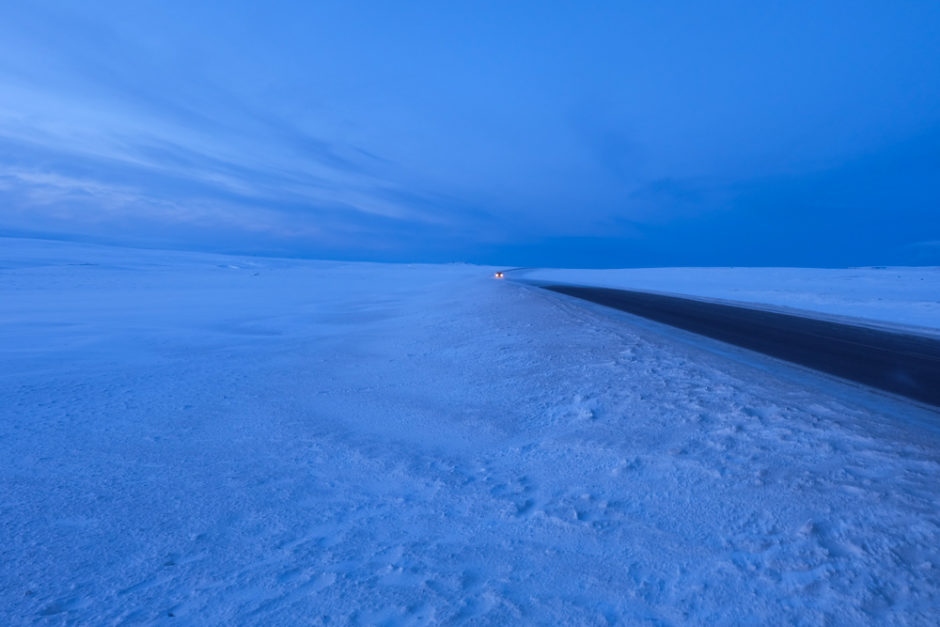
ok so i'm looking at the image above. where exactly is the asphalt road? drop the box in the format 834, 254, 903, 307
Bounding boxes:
542, 284, 940, 408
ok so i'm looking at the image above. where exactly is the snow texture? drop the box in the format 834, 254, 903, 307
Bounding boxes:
1, 239, 938, 625
520, 266, 940, 335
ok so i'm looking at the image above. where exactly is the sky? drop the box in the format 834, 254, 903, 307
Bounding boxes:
0, 1, 938, 267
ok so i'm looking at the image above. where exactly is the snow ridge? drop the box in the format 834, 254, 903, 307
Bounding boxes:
1, 239, 937, 624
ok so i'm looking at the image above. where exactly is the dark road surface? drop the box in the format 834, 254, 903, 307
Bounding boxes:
543, 284, 940, 408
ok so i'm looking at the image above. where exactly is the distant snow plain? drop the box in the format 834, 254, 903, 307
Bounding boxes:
1, 238, 938, 624
520, 266, 940, 335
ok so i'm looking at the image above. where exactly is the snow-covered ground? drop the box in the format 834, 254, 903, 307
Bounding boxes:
1, 238, 938, 625
518, 266, 940, 334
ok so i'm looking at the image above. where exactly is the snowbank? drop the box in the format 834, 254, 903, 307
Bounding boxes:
2, 239, 938, 624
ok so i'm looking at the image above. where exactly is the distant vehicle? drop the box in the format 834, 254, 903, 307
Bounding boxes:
494, 272, 504, 279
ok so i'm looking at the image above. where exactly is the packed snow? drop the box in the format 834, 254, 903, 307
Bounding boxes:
1, 238, 938, 625
518, 266, 940, 335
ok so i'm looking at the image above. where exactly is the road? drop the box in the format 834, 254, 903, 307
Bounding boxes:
539, 284, 940, 408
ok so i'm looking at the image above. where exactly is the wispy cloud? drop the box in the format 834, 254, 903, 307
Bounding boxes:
0, 2, 938, 264
0, 2, 485, 256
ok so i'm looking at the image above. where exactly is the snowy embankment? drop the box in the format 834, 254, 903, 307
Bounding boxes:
1, 238, 938, 624
519, 266, 940, 335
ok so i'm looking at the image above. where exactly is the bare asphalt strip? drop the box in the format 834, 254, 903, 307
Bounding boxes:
540, 284, 940, 408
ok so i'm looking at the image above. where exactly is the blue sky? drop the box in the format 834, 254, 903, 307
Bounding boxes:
1, 1, 938, 266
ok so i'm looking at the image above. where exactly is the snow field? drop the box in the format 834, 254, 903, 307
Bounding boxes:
1, 239, 938, 624
519, 266, 940, 334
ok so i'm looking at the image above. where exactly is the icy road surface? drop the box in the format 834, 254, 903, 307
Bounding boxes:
1, 239, 938, 624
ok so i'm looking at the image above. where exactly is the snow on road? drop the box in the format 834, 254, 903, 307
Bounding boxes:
1, 239, 938, 624
520, 266, 940, 334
